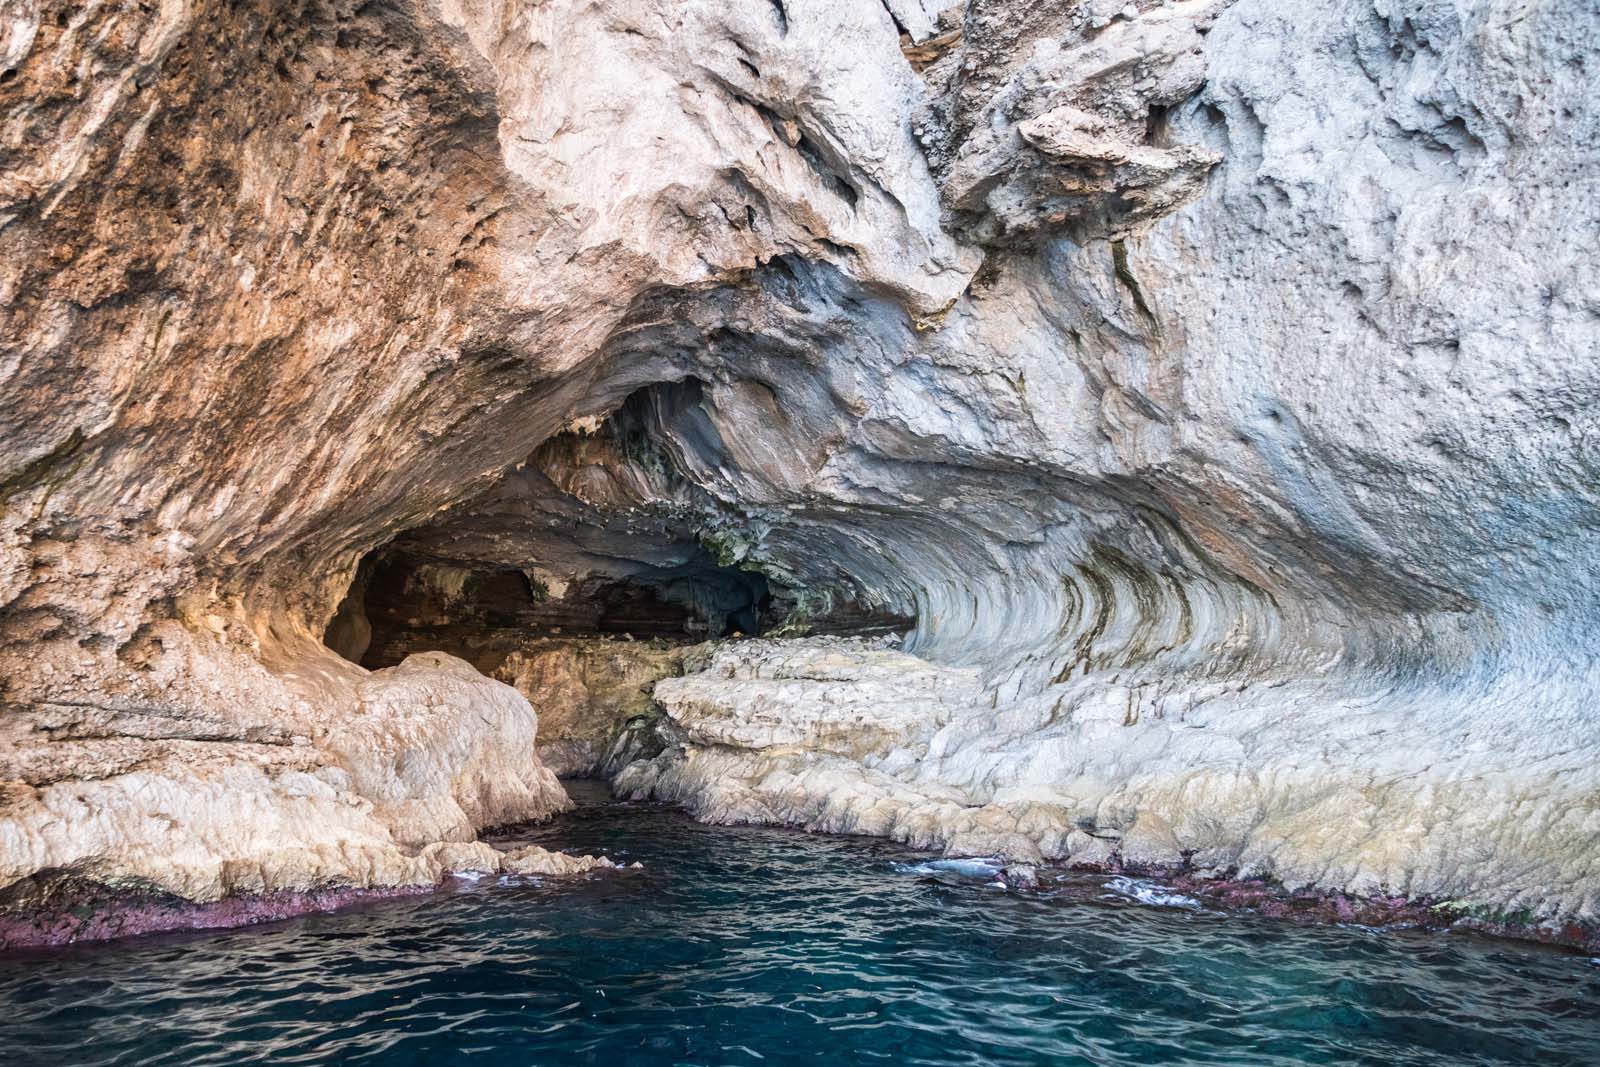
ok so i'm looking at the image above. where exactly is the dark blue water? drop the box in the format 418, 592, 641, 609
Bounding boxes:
3, 782, 1597, 1067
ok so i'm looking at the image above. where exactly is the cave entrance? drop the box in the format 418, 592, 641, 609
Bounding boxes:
323, 546, 778, 669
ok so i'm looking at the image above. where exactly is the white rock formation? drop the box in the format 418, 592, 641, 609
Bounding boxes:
0, 0, 1596, 937
0, 650, 569, 905
604, 0, 1600, 926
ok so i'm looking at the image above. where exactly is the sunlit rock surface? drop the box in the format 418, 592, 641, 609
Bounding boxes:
1, 0, 1597, 935
0, 648, 567, 908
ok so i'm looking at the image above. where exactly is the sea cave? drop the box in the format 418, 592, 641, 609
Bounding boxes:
1, 0, 1598, 1063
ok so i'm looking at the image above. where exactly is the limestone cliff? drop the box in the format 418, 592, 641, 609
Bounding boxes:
1, 0, 1597, 939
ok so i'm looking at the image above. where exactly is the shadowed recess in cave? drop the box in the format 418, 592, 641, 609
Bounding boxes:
323, 373, 917, 669
325, 546, 778, 669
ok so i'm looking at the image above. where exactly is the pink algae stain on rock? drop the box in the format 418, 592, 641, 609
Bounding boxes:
0, 885, 434, 951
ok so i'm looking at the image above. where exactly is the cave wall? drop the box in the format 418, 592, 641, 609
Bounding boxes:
0, 0, 1597, 929
610, 0, 1600, 921
0, 0, 969, 912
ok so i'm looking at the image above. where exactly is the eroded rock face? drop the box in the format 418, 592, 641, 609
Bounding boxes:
2, 0, 1598, 937
0, 650, 568, 911
606, 0, 1600, 930
498, 640, 688, 776
921, 0, 1227, 245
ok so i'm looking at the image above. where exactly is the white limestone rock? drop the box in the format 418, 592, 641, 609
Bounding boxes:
325, 652, 570, 846
0, 647, 571, 904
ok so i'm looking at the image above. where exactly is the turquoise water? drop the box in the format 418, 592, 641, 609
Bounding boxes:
3, 782, 1597, 1067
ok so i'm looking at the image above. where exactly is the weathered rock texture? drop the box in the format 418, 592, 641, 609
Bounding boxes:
2, 0, 1598, 937
0, 833, 628, 949
375, 624, 693, 777
0, 650, 569, 910
497, 639, 688, 776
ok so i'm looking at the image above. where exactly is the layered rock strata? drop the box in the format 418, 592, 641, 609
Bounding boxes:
0, 651, 570, 920
618, 635, 1600, 932
1, 0, 1597, 942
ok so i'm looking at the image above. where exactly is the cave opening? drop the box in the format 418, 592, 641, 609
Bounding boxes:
321, 374, 916, 674
324, 544, 781, 669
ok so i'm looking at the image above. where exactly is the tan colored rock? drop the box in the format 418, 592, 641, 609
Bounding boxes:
498, 844, 617, 877
496, 639, 686, 776
0, 742, 437, 904
418, 840, 505, 877
325, 652, 569, 845
422, 840, 629, 878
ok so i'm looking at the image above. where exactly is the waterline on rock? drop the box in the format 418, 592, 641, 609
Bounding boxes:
1102, 877, 1205, 911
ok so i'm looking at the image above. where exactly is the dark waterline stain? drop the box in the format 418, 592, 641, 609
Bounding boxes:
2, 782, 1597, 1067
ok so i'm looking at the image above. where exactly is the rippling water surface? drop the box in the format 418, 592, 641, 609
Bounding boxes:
4, 782, 1597, 1067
